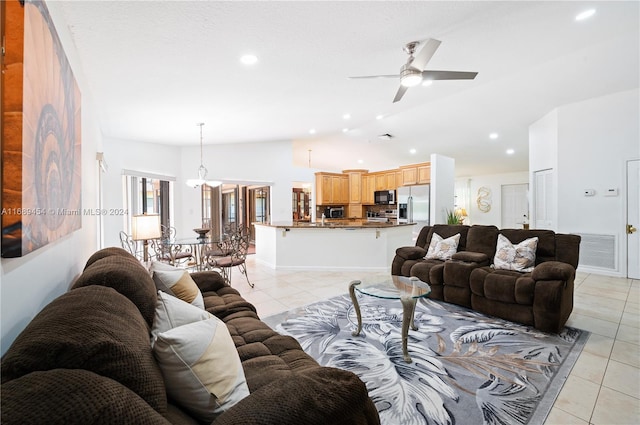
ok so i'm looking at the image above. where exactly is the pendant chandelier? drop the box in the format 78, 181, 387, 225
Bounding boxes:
186, 123, 221, 188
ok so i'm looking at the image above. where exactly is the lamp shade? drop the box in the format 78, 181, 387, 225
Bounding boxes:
131, 214, 161, 240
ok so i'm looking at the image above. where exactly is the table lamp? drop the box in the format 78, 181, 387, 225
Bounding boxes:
131, 214, 161, 261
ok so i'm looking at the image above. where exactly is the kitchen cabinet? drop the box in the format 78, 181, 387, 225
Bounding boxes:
386, 171, 397, 191
315, 172, 348, 205
344, 169, 367, 204
400, 162, 430, 185
375, 173, 386, 191
362, 175, 375, 205
348, 204, 363, 218
401, 166, 418, 185
417, 164, 431, 184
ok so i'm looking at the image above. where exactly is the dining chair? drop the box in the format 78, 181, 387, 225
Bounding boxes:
207, 232, 253, 288
153, 225, 194, 268
119, 231, 140, 259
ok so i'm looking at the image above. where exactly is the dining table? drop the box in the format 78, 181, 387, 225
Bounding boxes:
161, 235, 229, 272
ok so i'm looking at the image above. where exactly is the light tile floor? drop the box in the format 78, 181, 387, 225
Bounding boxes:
226, 257, 640, 425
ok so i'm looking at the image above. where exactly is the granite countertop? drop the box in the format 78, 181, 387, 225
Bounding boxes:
254, 221, 414, 229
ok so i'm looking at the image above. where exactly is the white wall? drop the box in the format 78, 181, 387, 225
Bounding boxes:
430, 154, 455, 224
178, 140, 296, 233
1, 2, 102, 355
530, 88, 640, 276
462, 171, 529, 226
101, 138, 183, 248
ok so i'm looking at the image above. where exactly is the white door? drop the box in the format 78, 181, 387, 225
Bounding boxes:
501, 184, 529, 229
534, 169, 555, 230
628, 160, 640, 279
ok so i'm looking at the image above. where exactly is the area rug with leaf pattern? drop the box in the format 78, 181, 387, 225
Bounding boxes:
263, 293, 588, 425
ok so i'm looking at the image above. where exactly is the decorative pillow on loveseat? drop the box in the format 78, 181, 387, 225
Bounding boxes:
425, 233, 460, 260
493, 234, 539, 272
150, 262, 204, 309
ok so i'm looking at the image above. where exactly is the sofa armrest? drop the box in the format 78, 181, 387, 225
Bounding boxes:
531, 261, 575, 282
451, 251, 490, 265
212, 367, 379, 425
395, 246, 427, 261
190, 271, 228, 293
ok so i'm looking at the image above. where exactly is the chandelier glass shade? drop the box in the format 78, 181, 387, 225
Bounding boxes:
186, 123, 222, 188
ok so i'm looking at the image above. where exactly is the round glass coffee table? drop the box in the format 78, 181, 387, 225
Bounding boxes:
349, 275, 431, 363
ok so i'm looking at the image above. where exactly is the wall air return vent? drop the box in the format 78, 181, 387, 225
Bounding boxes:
576, 233, 616, 271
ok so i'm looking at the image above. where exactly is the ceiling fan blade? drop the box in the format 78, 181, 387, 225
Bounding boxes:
393, 85, 409, 103
348, 75, 399, 79
409, 38, 441, 71
422, 70, 478, 80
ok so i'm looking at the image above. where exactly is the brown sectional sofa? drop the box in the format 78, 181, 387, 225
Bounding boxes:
392, 224, 581, 333
1, 247, 380, 425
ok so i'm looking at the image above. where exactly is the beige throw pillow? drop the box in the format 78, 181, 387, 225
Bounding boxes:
151, 262, 204, 309
151, 291, 211, 344
153, 318, 250, 422
425, 233, 460, 260
493, 234, 539, 272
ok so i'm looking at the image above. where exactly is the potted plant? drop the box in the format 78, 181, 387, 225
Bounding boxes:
445, 208, 463, 224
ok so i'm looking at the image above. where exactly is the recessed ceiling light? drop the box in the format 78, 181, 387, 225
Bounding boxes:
489, 133, 499, 139
357, 159, 364, 164
506, 149, 515, 155
309, 128, 316, 135
422, 80, 433, 87
343, 113, 351, 120
409, 148, 417, 154
240, 54, 258, 65
575, 9, 596, 21
342, 128, 349, 133
376, 114, 384, 120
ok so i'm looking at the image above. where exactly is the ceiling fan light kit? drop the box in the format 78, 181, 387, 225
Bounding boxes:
350, 38, 478, 103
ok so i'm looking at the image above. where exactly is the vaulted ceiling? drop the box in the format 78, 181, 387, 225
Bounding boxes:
53, 1, 639, 176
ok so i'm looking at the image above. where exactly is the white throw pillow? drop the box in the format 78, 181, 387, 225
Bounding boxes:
493, 234, 539, 272
151, 291, 212, 344
425, 233, 460, 260
150, 262, 204, 309
154, 318, 250, 422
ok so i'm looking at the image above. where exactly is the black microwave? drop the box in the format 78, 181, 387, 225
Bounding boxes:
374, 190, 396, 205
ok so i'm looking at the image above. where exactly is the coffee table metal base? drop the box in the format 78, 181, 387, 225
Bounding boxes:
349, 280, 419, 363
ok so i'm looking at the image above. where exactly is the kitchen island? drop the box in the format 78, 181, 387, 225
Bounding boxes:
254, 221, 415, 271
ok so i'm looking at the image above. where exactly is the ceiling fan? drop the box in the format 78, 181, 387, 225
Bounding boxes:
349, 38, 478, 103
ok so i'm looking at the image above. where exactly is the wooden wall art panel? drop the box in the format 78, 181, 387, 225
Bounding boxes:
1, 0, 81, 258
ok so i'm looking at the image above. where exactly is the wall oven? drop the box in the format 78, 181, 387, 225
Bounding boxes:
374, 190, 396, 205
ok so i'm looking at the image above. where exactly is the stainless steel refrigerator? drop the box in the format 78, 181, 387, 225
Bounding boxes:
397, 185, 430, 239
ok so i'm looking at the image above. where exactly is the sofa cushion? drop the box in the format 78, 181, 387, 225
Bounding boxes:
465, 225, 499, 258
451, 251, 490, 264
1, 286, 167, 414
0, 369, 171, 425
154, 317, 250, 423
500, 229, 556, 264
493, 234, 538, 272
426, 224, 469, 251
72, 254, 158, 326
151, 261, 205, 309
425, 233, 460, 260
482, 270, 535, 305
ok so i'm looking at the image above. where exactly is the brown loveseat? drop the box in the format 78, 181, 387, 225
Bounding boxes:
392, 224, 581, 333
1, 247, 380, 425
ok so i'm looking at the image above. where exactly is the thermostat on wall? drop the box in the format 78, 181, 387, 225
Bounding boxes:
604, 188, 618, 197
583, 189, 595, 196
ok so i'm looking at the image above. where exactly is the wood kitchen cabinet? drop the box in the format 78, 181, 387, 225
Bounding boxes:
347, 204, 363, 218
344, 169, 367, 204
315, 172, 348, 205
362, 175, 375, 205
417, 163, 431, 184
400, 162, 430, 185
